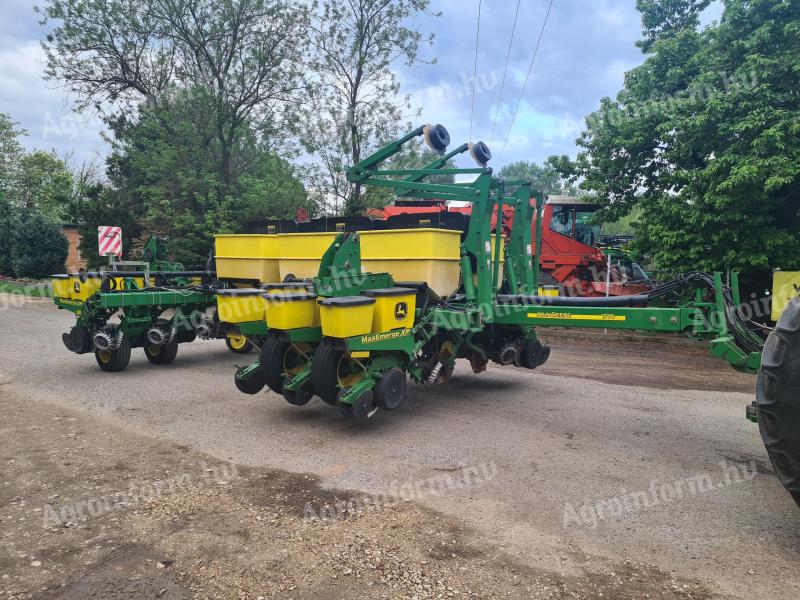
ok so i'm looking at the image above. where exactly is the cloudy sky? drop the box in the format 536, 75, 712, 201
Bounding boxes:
0, 0, 723, 173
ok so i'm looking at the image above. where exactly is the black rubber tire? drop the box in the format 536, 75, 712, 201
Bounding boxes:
337, 389, 376, 419
283, 379, 314, 406
144, 337, 179, 365
311, 344, 346, 406
261, 337, 305, 395
520, 340, 550, 369
177, 329, 196, 344
64, 326, 92, 354
375, 368, 407, 411
226, 335, 252, 354
756, 297, 800, 508
234, 366, 265, 395
95, 335, 131, 372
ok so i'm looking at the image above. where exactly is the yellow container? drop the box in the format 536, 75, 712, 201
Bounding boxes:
263, 292, 318, 330
262, 282, 314, 294
70, 275, 102, 301
216, 288, 264, 323
359, 229, 461, 296
538, 286, 559, 297
51, 274, 72, 299
363, 288, 416, 333
215, 234, 280, 283
277, 233, 338, 280
318, 296, 376, 338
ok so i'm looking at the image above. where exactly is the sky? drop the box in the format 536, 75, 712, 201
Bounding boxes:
0, 0, 724, 174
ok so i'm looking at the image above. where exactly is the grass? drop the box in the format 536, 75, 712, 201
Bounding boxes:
0, 278, 53, 298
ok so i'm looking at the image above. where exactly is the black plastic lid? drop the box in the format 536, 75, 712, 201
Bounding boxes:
318, 295, 376, 307
261, 282, 313, 290
216, 288, 262, 297
363, 287, 416, 298
262, 292, 317, 302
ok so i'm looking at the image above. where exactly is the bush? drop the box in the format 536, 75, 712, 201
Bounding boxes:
11, 213, 68, 278
0, 195, 19, 276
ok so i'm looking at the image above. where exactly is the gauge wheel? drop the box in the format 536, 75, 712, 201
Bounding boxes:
144, 336, 179, 365
95, 334, 131, 372
234, 366, 265, 395
337, 388, 377, 419
260, 338, 312, 395
312, 346, 366, 406
756, 297, 800, 508
226, 334, 252, 354
375, 368, 407, 411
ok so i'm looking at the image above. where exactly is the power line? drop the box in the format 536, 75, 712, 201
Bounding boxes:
489, 0, 522, 146
468, 0, 482, 142
500, 0, 556, 158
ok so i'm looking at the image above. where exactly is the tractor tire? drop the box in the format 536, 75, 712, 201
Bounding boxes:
259, 338, 312, 395
234, 366, 265, 395
226, 334, 252, 354
95, 335, 131, 372
144, 337, 179, 365
375, 368, 407, 411
756, 297, 800, 508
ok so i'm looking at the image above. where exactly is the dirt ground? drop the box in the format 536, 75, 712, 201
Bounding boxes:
1, 295, 798, 599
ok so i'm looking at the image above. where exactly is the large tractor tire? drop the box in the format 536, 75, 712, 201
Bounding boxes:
756, 297, 800, 508
95, 335, 131, 372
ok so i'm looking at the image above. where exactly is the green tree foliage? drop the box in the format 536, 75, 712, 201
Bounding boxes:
0, 113, 26, 200
564, 0, 800, 276
0, 194, 20, 276
16, 151, 74, 220
301, 0, 437, 215
498, 159, 578, 195
11, 212, 68, 278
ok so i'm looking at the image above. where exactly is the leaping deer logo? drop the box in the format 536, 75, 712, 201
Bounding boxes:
395, 302, 408, 321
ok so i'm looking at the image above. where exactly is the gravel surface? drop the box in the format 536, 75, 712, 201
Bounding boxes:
1, 295, 799, 599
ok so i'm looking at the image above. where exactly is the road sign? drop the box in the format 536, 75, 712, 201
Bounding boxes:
98, 226, 122, 257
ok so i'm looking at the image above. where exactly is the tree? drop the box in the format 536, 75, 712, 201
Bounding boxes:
498, 159, 578, 196
635, 0, 712, 52
11, 212, 68, 278
16, 151, 74, 220
563, 0, 800, 279
301, 0, 437, 215
41, 0, 307, 191
0, 194, 20, 276
0, 113, 26, 201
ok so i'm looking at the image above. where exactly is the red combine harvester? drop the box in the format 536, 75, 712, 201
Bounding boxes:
370, 195, 652, 297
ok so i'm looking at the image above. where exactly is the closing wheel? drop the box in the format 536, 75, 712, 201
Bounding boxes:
756, 297, 800, 508
234, 366, 265, 395
337, 388, 377, 419
375, 368, 407, 411
95, 334, 131, 372
283, 379, 314, 406
144, 336, 179, 365
311, 346, 365, 406
520, 340, 550, 370
260, 337, 312, 395
226, 334, 252, 354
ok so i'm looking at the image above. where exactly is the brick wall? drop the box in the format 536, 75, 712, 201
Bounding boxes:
62, 225, 87, 272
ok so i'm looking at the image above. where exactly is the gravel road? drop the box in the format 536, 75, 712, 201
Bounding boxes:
1, 295, 799, 599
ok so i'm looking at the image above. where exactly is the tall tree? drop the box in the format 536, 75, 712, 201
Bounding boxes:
301, 0, 437, 215
498, 159, 578, 196
41, 0, 307, 191
0, 113, 26, 200
563, 0, 800, 278
16, 151, 74, 220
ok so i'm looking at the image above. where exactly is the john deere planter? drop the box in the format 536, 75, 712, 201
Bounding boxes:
232, 124, 765, 423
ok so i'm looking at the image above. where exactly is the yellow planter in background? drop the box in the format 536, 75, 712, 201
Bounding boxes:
70, 275, 102, 301
359, 229, 461, 296
51, 274, 72, 299
215, 234, 280, 283
363, 288, 416, 333
318, 296, 376, 338
277, 233, 337, 280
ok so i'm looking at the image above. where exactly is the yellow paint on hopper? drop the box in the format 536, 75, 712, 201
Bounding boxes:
771, 271, 800, 321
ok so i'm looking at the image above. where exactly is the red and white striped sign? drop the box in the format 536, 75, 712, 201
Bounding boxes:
98, 226, 122, 257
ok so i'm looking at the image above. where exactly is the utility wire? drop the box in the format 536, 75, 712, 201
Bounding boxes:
468, 0, 483, 142
500, 0, 555, 158
489, 0, 522, 146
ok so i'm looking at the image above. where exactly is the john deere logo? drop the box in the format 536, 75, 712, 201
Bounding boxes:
394, 302, 408, 321
73, 281, 81, 293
